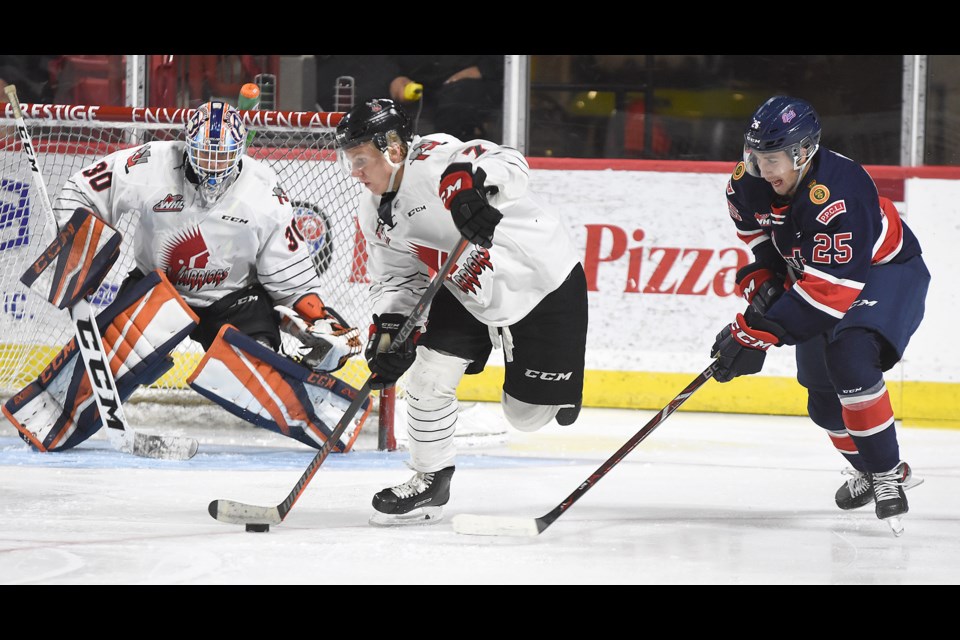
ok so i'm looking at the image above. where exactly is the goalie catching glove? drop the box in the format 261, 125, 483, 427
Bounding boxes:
439, 163, 502, 249
276, 294, 362, 373
711, 307, 786, 383
365, 313, 421, 390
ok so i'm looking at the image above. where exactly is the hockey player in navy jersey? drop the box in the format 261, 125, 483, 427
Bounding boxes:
711, 96, 929, 535
335, 99, 588, 525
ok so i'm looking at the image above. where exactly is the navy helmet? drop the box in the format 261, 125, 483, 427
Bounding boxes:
743, 96, 821, 177
335, 98, 413, 174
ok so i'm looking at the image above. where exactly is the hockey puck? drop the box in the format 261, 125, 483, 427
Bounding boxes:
245, 523, 270, 533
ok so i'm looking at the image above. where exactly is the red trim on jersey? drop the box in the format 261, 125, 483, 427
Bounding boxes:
795, 267, 862, 316
873, 197, 905, 264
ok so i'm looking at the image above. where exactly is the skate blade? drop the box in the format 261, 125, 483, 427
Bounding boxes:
369, 506, 443, 527
884, 515, 905, 537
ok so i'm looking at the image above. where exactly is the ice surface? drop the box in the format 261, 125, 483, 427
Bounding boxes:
1, 402, 957, 584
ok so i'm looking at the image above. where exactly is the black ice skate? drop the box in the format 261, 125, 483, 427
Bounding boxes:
869, 461, 921, 537
835, 468, 873, 510
369, 466, 455, 526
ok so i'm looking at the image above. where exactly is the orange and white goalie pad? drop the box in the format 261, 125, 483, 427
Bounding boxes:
2, 271, 199, 451
20, 207, 122, 310
187, 325, 371, 452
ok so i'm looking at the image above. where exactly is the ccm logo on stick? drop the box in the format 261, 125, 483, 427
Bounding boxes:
525, 369, 572, 381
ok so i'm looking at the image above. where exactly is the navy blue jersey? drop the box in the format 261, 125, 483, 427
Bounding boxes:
725, 149, 923, 344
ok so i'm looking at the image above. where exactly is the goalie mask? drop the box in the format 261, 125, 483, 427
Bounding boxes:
185, 101, 247, 204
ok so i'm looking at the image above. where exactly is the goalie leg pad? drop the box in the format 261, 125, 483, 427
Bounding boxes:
187, 326, 371, 452
20, 207, 122, 310
2, 271, 197, 451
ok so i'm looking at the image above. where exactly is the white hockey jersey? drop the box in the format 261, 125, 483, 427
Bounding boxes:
52, 140, 324, 309
359, 134, 580, 327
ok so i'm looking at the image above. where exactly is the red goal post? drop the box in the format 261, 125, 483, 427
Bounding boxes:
0, 102, 396, 449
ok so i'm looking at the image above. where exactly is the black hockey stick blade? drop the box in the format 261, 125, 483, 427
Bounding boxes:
452, 361, 720, 537
209, 237, 472, 528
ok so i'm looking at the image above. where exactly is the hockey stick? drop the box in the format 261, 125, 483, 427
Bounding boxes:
452, 361, 720, 537
3, 85, 198, 461
208, 236, 472, 528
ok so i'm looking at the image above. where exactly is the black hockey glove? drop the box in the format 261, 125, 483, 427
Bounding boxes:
365, 313, 421, 390
735, 261, 786, 315
439, 163, 503, 249
711, 307, 786, 383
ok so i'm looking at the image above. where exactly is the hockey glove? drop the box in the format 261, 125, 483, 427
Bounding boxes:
711, 307, 786, 383
735, 261, 786, 315
276, 302, 362, 373
439, 163, 503, 249
365, 313, 421, 390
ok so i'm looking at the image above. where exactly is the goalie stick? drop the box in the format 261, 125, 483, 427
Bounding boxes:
208, 236, 472, 527
452, 361, 720, 537
3, 85, 198, 461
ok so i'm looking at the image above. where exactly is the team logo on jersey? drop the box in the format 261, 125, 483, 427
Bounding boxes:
125, 145, 151, 174
754, 212, 772, 226
816, 199, 846, 225
451, 247, 493, 295
785, 248, 805, 274
153, 194, 185, 212
160, 226, 230, 291
273, 185, 290, 204
727, 200, 742, 221
732, 162, 745, 181
411, 139, 446, 162
809, 183, 831, 205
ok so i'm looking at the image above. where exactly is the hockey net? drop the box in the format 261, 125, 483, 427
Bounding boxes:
0, 103, 401, 448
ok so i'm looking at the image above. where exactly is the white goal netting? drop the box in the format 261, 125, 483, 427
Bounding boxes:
0, 103, 397, 440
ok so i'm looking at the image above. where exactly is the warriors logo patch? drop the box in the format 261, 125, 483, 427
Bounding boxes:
809, 183, 831, 205
160, 226, 229, 291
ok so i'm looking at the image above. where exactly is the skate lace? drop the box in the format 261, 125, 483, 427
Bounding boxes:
841, 468, 871, 497
391, 472, 434, 499
872, 465, 906, 502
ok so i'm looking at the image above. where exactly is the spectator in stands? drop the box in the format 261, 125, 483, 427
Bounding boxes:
386, 56, 503, 142
0, 55, 58, 103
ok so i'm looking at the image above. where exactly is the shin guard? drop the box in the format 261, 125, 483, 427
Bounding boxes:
187, 325, 370, 452
2, 271, 198, 451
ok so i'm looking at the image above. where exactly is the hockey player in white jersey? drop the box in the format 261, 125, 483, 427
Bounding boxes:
335, 98, 588, 524
5, 101, 365, 454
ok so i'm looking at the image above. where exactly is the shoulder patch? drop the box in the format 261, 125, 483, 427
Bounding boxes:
809, 183, 831, 205
816, 199, 846, 225
124, 144, 152, 174
726, 179, 735, 196
732, 162, 746, 181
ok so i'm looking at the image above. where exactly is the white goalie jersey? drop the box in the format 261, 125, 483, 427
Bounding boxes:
51, 140, 323, 310
359, 134, 580, 326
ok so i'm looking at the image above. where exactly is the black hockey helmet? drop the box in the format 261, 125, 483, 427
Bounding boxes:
743, 96, 821, 177
335, 98, 413, 153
